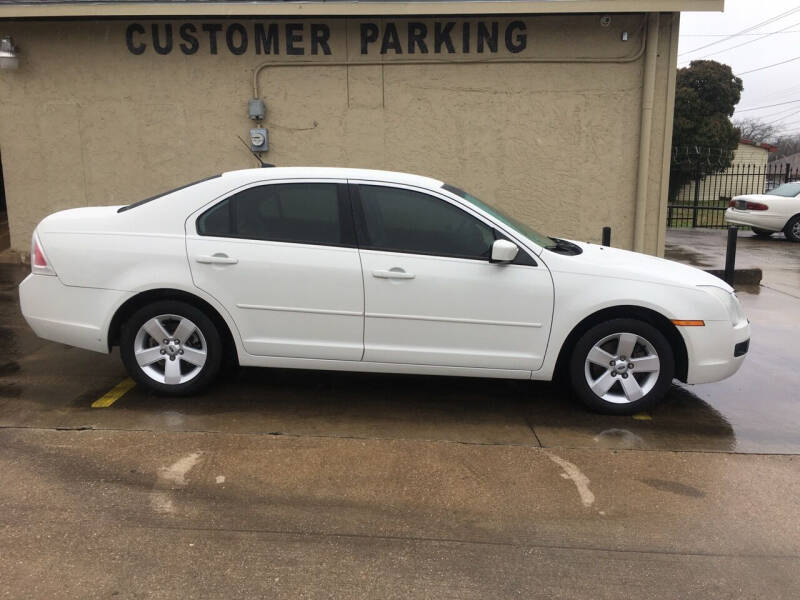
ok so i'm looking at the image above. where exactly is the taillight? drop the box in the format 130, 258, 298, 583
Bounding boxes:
744, 201, 768, 211
729, 200, 736, 208
30, 232, 56, 276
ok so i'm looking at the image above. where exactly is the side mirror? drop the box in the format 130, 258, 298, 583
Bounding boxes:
490, 239, 519, 263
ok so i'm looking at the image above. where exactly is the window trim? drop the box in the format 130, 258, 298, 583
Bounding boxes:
349, 181, 536, 266
194, 180, 357, 249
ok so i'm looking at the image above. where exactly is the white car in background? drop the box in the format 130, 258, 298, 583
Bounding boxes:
19, 168, 750, 414
725, 181, 800, 242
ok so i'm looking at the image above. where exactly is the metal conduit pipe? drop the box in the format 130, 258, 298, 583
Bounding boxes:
251, 18, 648, 97
633, 12, 660, 253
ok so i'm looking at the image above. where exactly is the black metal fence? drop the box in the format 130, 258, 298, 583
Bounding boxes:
667, 163, 800, 228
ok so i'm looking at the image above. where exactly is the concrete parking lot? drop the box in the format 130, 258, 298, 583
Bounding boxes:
1, 236, 800, 598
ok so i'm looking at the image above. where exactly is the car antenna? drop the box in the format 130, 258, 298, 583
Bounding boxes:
236, 135, 274, 168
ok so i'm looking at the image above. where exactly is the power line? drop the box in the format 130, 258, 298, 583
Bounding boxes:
736, 55, 800, 76
736, 99, 800, 113
681, 30, 800, 37
699, 20, 800, 59
764, 107, 800, 125
679, 5, 800, 56
747, 104, 800, 121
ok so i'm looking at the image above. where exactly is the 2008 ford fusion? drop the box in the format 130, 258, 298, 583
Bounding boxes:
19, 168, 750, 414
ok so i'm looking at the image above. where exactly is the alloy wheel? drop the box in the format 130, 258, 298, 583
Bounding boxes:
133, 314, 207, 385
583, 332, 661, 404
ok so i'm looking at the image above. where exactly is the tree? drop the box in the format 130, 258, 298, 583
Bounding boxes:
733, 118, 778, 144
773, 133, 800, 160
670, 60, 743, 198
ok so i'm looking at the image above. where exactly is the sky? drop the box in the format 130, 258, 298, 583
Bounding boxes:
678, 0, 800, 137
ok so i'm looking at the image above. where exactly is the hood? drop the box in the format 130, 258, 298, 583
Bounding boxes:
545, 241, 732, 291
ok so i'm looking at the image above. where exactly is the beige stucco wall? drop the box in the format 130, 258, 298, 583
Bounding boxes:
0, 12, 679, 255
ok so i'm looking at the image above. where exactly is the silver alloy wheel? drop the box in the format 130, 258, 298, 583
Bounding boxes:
792, 220, 800, 239
133, 314, 207, 385
583, 332, 661, 404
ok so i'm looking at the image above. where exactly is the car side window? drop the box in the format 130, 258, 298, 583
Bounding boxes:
356, 185, 496, 259
197, 183, 350, 246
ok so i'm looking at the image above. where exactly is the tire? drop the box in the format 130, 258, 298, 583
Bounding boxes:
568, 318, 674, 415
784, 215, 800, 243
751, 227, 774, 238
120, 300, 222, 396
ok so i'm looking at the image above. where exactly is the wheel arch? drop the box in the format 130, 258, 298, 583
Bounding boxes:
108, 288, 239, 367
553, 305, 689, 383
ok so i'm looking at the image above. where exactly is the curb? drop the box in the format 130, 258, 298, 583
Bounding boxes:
705, 268, 762, 286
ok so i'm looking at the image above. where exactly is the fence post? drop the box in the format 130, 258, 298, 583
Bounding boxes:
602, 227, 611, 247
724, 226, 737, 286
785, 162, 791, 184
691, 170, 701, 228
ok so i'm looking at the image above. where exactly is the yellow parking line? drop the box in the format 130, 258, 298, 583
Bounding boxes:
92, 377, 136, 408
632, 413, 653, 421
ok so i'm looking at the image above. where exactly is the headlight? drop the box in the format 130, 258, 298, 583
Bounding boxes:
699, 285, 747, 326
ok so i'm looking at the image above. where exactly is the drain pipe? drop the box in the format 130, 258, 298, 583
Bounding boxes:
633, 12, 660, 253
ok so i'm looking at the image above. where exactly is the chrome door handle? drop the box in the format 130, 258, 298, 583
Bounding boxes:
372, 268, 415, 280
196, 253, 238, 265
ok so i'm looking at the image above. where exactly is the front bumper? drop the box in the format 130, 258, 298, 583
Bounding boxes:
19, 274, 129, 353
680, 319, 751, 384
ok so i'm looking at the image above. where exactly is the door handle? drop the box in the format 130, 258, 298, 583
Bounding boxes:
196, 253, 238, 265
372, 268, 415, 280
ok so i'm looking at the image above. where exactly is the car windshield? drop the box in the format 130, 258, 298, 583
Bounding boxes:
767, 182, 800, 197
442, 184, 557, 249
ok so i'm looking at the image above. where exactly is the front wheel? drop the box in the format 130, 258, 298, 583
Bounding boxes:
120, 300, 222, 396
568, 318, 674, 414
751, 227, 774, 238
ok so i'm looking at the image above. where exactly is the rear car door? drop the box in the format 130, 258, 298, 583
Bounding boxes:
352, 181, 553, 371
186, 180, 364, 360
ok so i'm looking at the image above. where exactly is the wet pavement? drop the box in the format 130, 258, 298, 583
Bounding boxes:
2, 259, 800, 598
667, 227, 800, 297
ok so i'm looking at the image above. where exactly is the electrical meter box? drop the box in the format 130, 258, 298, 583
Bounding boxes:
250, 128, 268, 152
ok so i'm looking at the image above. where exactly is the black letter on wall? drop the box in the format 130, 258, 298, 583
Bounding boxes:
311, 24, 332, 55
179, 23, 199, 54
126, 23, 146, 55
360, 23, 379, 54
434, 22, 455, 53
226, 23, 248, 55
255, 23, 279, 55
286, 23, 304, 55
380, 22, 402, 54
477, 22, 498, 53
152, 24, 173, 55
202, 23, 223, 54
505, 21, 527, 53
407, 22, 428, 54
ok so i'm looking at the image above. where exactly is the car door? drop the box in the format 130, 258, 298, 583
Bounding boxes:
186, 180, 364, 361
352, 181, 553, 371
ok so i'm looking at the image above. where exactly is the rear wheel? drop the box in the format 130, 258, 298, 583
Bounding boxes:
120, 300, 222, 396
568, 318, 674, 415
751, 227, 774, 238
784, 215, 800, 242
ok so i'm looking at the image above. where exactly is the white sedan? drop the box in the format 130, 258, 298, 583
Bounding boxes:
19, 167, 750, 414
725, 181, 800, 241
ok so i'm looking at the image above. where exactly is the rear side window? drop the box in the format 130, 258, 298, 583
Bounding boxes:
356, 185, 495, 259
197, 183, 352, 246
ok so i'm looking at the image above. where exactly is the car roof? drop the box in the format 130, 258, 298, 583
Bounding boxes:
220, 167, 445, 191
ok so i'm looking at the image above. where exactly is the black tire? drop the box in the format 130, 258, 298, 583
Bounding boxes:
751, 227, 774, 238
120, 300, 222, 396
568, 318, 674, 415
784, 215, 800, 243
